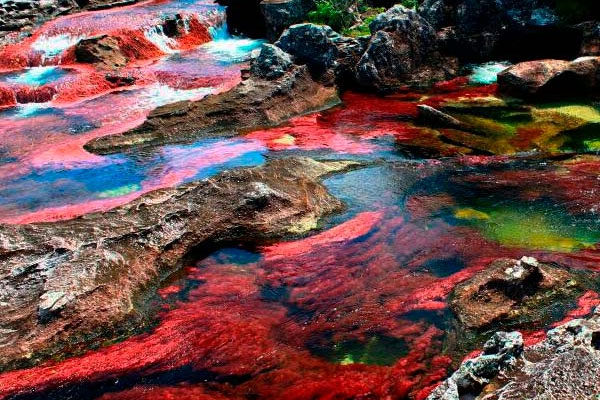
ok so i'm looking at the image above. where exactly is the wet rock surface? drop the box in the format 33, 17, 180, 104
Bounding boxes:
249, 43, 294, 79
430, 310, 600, 400
85, 65, 340, 154
450, 257, 579, 330
0, 156, 355, 370
0, 0, 139, 46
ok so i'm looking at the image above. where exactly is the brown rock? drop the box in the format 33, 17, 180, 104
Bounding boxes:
450, 257, 576, 329
0, 156, 356, 370
497, 59, 571, 97
74, 35, 128, 70
84, 65, 340, 154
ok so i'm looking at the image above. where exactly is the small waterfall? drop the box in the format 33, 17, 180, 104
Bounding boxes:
144, 24, 179, 54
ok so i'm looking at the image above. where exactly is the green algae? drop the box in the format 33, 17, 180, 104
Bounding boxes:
314, 335, 408, 366
97, 183, 141, 198
454, 204, 600, 252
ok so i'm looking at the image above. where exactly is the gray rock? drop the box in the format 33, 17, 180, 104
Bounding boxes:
260, 0, 312, 42
356, 6, 453, 92
427, 331, 523, 400
275, 23, 365, 84
250, 43, 293, 79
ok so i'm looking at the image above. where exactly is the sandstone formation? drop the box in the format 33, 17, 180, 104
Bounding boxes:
0, 156, 356, 370
85, 65, 340, 154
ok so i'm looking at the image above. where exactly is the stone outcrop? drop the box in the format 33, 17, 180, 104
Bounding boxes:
450, 257, 578, 329
356, 5, 456, 92
429, 310, 600, 399
275, 23, 367, 86
498, 57, 600, 98
85, 65, 340, 154
0, 156, 356, 370
260, 0, 314, 42
427, 331, 524, 399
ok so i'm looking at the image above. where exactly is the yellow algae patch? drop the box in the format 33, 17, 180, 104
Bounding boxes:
537, 104, 600, 123
443, 96, 507, 109
273, 134, 296, 146
288, 214, 319, 234
454, 208, 490, 220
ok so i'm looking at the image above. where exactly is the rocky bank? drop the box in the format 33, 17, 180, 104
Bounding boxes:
0, 157, 357, 370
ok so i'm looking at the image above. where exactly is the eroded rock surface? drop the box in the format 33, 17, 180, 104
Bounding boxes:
430, 310, 600, 400
450, 257, 578, 329
356, 5, 456, 92
498, 57, 600, 98
0, 157, 355, 370
85, 65, 339, 154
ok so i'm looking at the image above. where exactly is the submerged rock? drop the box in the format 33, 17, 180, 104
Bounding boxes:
356, 5, 456, 92
0, 157, 355, 370
85, 65, 339, 154
450, 257, 578, 329
431, 310, 600, 399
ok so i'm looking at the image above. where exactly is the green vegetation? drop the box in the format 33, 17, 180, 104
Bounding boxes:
308, 0, 358, 33
342, 11, 382, 37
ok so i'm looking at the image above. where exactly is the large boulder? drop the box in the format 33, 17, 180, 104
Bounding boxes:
498, 57, 600, 98
355, 5, 456, 92
450, 257, 579, 329
275, 23, 366, 85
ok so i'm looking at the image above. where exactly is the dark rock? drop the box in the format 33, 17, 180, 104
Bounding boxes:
74, 35, 128, 70
419, 0, 582, 62
215, 0, 266, 38
355, 5, 455, 92
450, 257, 578, 329
0, 156, 356, 370
427, 331, 523, 400
498, 57, 600, 98
250, 43, 293, 79
417, 104, 467, 130
260, 0, 312, 42
432, 311, 600, 399
85, 65, 340, 154
105, 73, 136, 87
275, 23, 364, 82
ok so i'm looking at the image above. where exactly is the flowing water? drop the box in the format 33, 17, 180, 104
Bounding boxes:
2, 2, 600, 399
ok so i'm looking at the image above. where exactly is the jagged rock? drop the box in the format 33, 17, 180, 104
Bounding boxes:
433, 311, 600, 399
498, 57, 600, 98
260, 0, 312, 42
450, 257, 578, 329
0, 156, 356, 370
356, 5, 455, 92
74, 35, 128, 70
250, 43, 293, 79
85, 65, 339, 154
427, 331, 523, 400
